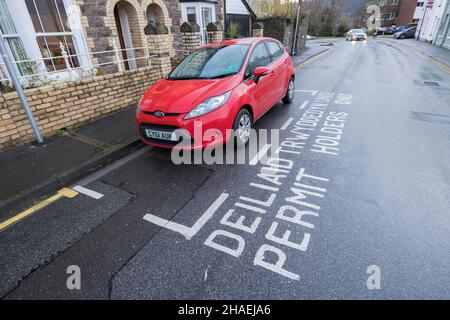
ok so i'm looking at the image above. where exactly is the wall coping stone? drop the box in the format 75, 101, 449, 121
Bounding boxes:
207, 22, 223, 32
180, 22, 200, 33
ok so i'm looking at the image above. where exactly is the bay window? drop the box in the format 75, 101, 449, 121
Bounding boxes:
0, 0, 89, 82
0, 0, 33, 76
25, 0, 80, 72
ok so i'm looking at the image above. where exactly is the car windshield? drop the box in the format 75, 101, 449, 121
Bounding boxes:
352, 29, 364, 33
168, 44, 250, 80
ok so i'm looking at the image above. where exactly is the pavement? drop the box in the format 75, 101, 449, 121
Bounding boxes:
379, 38, 450, 68
292, 39, 336, 66
1, 38, 450, 299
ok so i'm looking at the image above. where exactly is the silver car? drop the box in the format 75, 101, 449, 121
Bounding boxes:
346, 29, 367, 41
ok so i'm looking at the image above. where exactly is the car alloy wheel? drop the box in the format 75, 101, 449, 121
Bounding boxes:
233, 109, 252, 146
283, 78, 295, 104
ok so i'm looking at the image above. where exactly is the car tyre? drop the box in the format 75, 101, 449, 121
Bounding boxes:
282, 77, 295, 104
233, 108, 252, 147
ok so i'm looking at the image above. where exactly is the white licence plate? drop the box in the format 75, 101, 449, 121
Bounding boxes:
145, 129, 175, 141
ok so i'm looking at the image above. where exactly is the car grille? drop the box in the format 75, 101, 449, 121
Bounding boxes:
140, 123, 193, 147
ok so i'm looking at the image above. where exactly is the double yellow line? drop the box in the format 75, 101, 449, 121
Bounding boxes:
0, 188, 79, 231
415, 50, 450, 74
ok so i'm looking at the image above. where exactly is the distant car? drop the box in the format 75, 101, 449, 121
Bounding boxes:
346, 29, 367, 41
306, 35, 316, 40
385, 27, 395, 34
394, 27, 416, 39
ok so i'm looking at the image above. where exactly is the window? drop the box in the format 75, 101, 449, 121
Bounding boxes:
246, 43, 271, 78
417, 2, 424, 7
265, 41, 283, 61
0, 0, 32, 76
186, 7, 196, 23
181, 3, 216, 45
25, 0, 79, 72
381, 13, 396, 20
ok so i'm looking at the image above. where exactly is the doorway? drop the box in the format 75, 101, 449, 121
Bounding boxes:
114, 2, 137, 70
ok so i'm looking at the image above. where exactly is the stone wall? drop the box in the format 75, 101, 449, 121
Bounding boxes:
258, 17, 307, 54
0, 66, 161, 151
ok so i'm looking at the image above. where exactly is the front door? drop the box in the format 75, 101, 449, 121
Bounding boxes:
114, 6, 136, 70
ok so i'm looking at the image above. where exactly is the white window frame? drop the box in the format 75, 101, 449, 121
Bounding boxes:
181, 2, 216, 45
1, 0, 90, 82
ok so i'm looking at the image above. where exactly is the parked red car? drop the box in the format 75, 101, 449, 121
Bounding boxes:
136, 37, 295, 149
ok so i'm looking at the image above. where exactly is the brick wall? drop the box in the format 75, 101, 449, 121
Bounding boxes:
0, 66, 161, 151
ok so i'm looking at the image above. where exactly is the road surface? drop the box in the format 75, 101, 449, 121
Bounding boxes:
1, 39, 449, 299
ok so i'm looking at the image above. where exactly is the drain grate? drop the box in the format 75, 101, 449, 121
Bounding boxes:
410, 111, 450, 125
423, 81, 440, 87
413, 79, 441, 87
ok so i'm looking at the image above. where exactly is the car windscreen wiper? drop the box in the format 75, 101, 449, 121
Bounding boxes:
206, 72, 237, 79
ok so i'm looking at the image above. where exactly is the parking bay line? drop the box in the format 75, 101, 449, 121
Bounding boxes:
299, 100, 309, 110
249, 144, 272, 166
143, 193, 229, 240
73, 186, 104, 200
280, 118, 294, 130
0, 188, 78, 231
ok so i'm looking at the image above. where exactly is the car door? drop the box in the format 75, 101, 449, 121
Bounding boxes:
265, 40, 287, 102
244, 42, 274, 118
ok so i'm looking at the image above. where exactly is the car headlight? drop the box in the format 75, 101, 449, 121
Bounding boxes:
184, 92, 231, 120
136, 97, 143, 117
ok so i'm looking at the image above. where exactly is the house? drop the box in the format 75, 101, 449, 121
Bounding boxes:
367, 0, 416, 27
0, 0, 225, 82
224, 0, 256, 37
415, 0, 450, 47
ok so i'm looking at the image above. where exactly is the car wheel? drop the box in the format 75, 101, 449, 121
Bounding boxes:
401, 34, 405, 39
233, 109, 252, 146
282, 77, 295, 104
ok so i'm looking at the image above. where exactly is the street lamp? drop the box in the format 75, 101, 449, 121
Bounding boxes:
0, 33, 44, 145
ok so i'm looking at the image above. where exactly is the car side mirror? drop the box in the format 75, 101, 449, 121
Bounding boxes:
254, 67, 269, 84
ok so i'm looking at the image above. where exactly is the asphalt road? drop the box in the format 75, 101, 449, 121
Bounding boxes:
1, 39, 450, 300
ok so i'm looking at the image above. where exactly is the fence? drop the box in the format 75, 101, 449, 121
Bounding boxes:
0, 40, 162, 89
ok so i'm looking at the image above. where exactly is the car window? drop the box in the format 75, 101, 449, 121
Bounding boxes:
245, 43, 271, 79
265, 41, 284, 61
168, 44, 250, 80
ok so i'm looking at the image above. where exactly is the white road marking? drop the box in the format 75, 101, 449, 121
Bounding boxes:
143, 193, 229, 240
73, 186, 104, 200
295, 90, 318, 96
280, 118, 294, 130
299, 100, 309, 110
249, 144, 271, 166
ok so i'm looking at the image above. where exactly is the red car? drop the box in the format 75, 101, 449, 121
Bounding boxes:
136, 37, 295, 149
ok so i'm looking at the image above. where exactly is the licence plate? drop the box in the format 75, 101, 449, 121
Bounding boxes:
145, 129, 175, 141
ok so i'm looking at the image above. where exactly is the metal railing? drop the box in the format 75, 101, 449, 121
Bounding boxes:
0, 39, 160, 86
